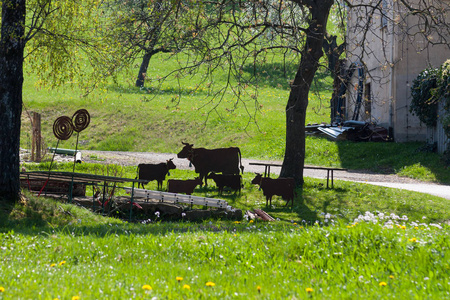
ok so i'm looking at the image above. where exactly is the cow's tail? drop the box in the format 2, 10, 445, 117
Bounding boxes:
238, 148, 244, 174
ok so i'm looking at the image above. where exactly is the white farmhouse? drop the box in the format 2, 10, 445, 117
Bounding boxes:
343, 0, 449, 152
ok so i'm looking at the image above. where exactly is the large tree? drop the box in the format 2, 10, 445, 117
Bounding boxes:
161, 0, 336, 185
0, 0, 116, 202
162, 0, 449, 185
0, 0, 26, 203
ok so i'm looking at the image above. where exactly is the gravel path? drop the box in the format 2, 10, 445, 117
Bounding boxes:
78, 150, 450, 200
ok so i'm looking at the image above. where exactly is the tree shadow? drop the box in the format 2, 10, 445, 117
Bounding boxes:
105, 84, 211, 97
260, 187, 319, 224
240, 62, 331, 90
334, 139, 450, 184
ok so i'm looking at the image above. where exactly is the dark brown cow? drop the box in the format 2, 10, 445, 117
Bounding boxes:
251, 173, 295, 207
177, 142, 244, 186
207, 172, 242, 194
136, 159, 176, 190
167, 177, 202, 195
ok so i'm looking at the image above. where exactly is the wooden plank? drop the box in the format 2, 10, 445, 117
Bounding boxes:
123, 187, 229, 209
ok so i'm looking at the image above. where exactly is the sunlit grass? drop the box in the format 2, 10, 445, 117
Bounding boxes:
1, 201, 449, 299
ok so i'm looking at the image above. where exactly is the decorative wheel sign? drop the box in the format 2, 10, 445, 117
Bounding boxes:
39, 109, 91, 197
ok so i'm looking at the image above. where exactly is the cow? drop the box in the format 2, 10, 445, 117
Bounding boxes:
136, 159, 176, 190
177, 142, 244, 186
251, 173, 296, 207
207, 172, 242, 195
167, 177, 202, 195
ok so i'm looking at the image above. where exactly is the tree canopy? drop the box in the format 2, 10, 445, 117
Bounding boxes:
0, 0, 118, 202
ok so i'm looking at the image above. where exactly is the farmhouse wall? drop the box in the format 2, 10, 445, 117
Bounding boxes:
345, 0, 450, 147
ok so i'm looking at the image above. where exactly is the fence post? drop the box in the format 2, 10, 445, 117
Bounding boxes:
31, 112, 42, 162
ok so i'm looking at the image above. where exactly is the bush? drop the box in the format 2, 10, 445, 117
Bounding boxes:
409, 68, 439, 127
410, 60, 450, 137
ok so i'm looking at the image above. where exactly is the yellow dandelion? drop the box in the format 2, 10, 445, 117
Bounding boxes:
58, 261, 66, 266
72, 296, 80, 300
50, 263, 56, 267
0, 286, 5, 292
414, 226, 419, 229
234, 221, 241, 224
206, 282, 216, 287
389, 275, 394, 279
408, 238, 417, 242
379, 281, 387, 286
400, 225, 406, 230
142, 284, 152, 290
183, 284, 190, 290
53, 298, 59, 300
176, 277, 183, 282
249, 220, 254, 223
346, 225, 352, 228
293, 223, 297, 225
306, 287, 314, 293
257, 286, 261, 293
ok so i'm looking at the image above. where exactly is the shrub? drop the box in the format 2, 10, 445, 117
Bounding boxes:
409, 68, 439, 127
410, 60, 450, 138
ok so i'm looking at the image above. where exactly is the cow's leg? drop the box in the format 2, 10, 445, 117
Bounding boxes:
200, 173, 206, 187
284, 198, 291, 207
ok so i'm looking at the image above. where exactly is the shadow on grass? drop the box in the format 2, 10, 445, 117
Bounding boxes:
322, 137, 450, 184
106, 83, 212, 97
260, 187, 319, 224
240, 61, 332, 91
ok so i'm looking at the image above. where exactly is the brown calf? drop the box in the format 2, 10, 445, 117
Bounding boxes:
251, 173, 295, 207
167, 177, 202, 195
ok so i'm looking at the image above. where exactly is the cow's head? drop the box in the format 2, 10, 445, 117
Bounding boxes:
177, 142, 193, 159
166, 158, 176, 170
251, 173, 262, 185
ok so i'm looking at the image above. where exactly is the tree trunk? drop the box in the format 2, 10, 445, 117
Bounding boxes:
280, 0, 334, 186
0, 0, 26, 203
135, 52, 153, 87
